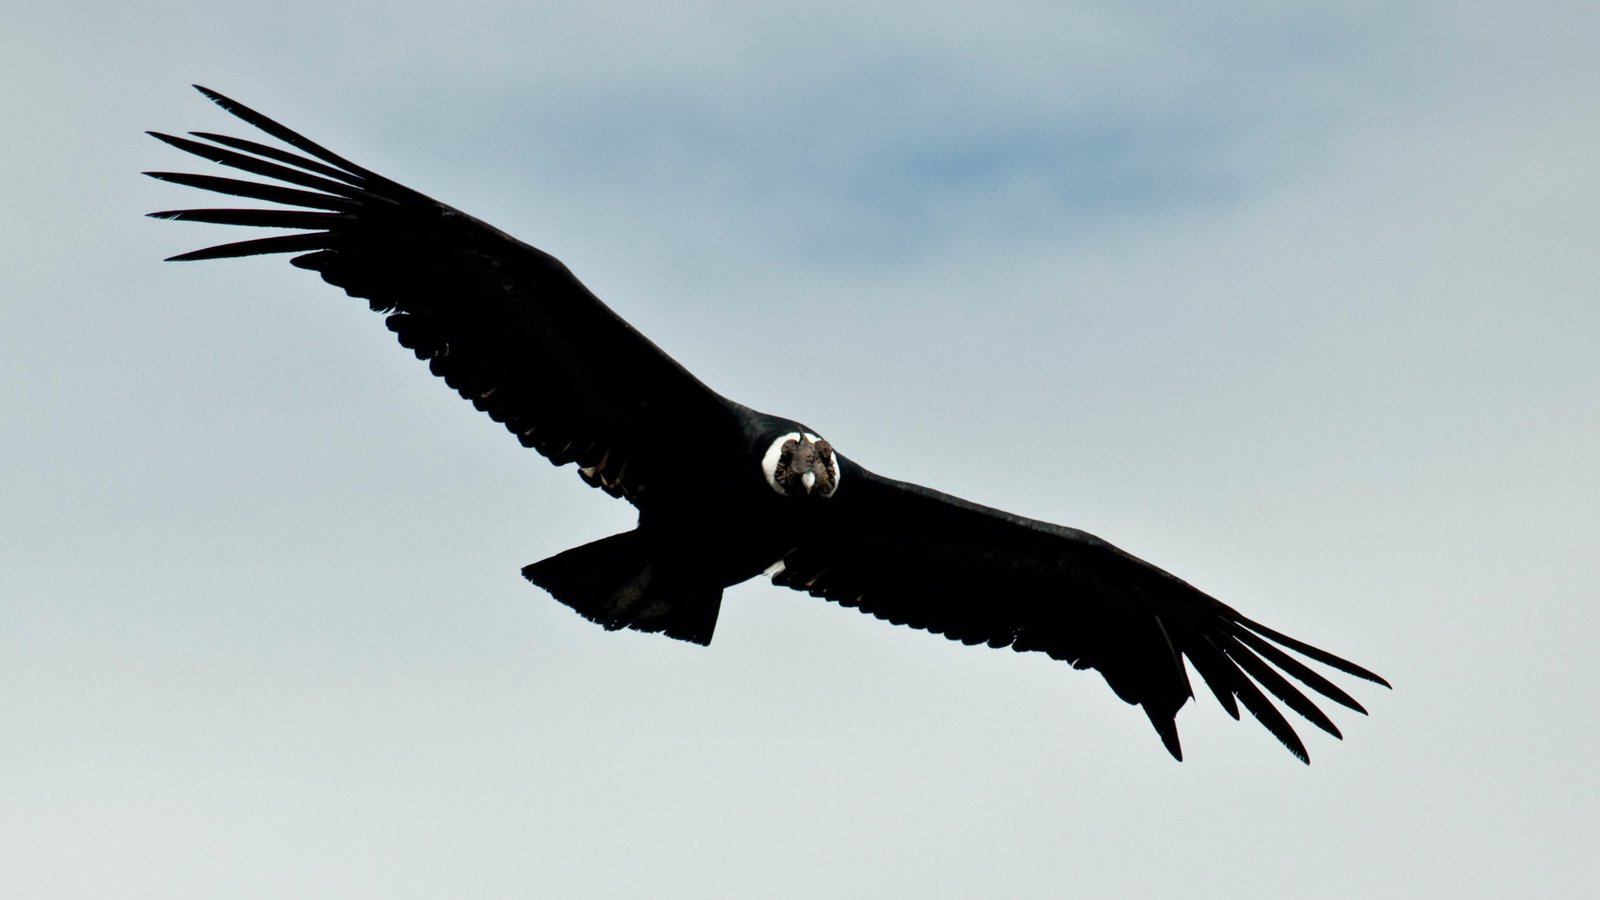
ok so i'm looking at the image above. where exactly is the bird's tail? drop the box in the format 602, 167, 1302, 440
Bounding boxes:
522, 530, 723, 646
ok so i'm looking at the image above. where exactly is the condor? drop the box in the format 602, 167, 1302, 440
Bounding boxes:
147, 86, 1387, 762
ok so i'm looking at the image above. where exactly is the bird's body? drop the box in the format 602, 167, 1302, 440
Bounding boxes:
148, 86, 1387, 762
531, 410, 830, 646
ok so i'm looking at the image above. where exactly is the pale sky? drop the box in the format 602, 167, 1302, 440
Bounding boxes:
4, 2, 1598, 897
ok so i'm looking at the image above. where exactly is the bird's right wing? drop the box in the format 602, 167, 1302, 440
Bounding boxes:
147, 86, 740, 506
772, 460, 1389, 762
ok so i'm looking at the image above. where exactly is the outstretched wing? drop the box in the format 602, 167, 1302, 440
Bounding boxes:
773, 460, 1388, 762
146, 86, 738, 505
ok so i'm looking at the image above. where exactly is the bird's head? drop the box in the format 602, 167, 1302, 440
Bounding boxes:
760, 431, 840, 498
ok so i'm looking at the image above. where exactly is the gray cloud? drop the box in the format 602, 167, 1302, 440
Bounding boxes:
4, 1, 1598, 897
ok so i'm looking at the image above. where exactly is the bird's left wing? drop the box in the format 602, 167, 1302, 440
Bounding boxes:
771, 459, 1388, 762
146, 86, 739, 505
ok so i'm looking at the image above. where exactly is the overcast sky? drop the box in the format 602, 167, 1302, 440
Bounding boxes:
4, 2, 1598, 897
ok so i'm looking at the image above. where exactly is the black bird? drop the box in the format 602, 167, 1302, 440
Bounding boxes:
147, 86, 1388, 762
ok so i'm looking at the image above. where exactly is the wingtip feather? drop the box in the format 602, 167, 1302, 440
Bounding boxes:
182, 84, 383, 183
1146, 710, 1184, 761
194, 84, 231, 107
1237, 616, 1391, 687
162, 232, 329, 262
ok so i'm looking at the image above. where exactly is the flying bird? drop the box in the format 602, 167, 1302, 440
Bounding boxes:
147, 86, 1387, 762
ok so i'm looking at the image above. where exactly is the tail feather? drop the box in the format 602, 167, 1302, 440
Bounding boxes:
523, 531, 724, 646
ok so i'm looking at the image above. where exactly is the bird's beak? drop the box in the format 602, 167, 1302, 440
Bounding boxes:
801, 470, 817, 493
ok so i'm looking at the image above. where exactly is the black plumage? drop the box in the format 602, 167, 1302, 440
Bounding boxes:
148, 86, 1388, 762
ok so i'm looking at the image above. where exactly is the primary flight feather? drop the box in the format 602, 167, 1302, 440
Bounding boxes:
148, 86, 1388, 762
